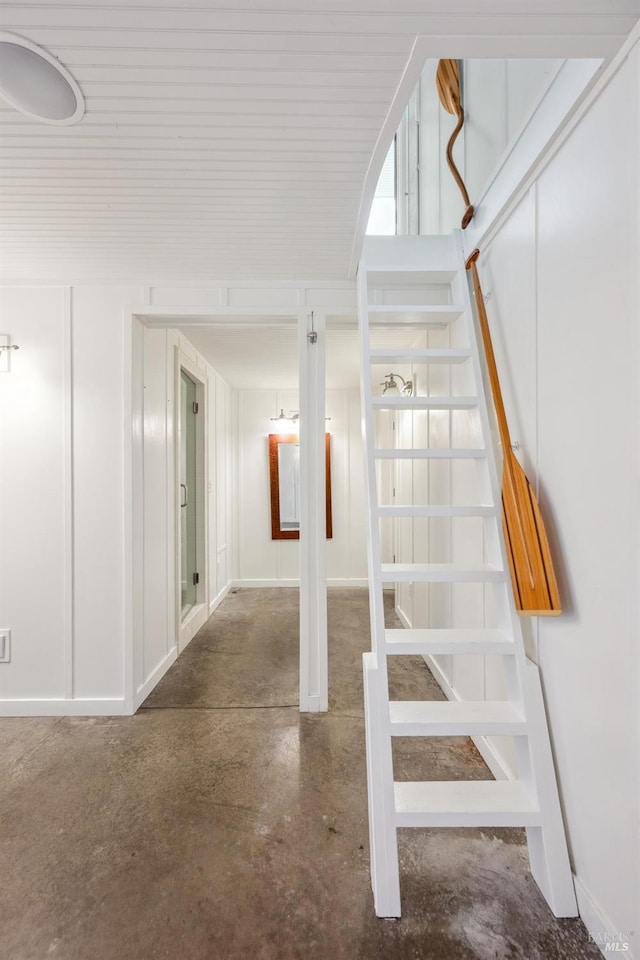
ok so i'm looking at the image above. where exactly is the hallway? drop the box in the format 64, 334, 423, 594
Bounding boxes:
1, 589, 599, 960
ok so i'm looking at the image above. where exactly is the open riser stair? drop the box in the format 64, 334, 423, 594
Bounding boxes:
358, 233, 577, 919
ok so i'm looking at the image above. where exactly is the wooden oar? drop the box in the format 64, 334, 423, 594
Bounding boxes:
435, 59, 474, 229
465, 249, 561, 616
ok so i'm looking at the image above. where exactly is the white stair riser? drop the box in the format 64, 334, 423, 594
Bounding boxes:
384, 642, 516, 655
377, 505, 495, 517
372, 397, 478, 410
374, 450, 487, 461
369, 349, 471, 364
381, 565, 505, 583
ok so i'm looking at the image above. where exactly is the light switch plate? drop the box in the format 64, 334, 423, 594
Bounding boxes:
0, 629, 11, 662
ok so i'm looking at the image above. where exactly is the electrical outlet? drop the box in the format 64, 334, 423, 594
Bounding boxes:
0, 629, 11, 663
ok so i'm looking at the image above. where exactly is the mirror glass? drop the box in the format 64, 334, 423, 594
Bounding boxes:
278, 441, 300, 531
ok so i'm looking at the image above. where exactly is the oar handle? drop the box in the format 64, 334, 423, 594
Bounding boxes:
436, 59, 475, 229
444, 108, 475, 229
465, 249, 512, 453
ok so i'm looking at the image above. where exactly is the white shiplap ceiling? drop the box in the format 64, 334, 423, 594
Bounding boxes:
0, 1, 637, 285
181, 324, 425, 388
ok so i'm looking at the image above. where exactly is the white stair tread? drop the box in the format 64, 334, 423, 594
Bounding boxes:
372, 396, 478, 410
393, 780, 541, 827
389, 700, 526, 735
374, 449, 486, 460
370, 348, 471, 364
384, 628, 515, 655
378, 505, 495, 517
381, 563, 504, 583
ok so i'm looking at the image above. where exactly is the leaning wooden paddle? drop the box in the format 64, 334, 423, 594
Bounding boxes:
435, 59, 474, 229
466, 249, 561, 616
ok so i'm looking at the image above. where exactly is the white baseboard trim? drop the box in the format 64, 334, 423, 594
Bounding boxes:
0, 698, 132, 717
328, 579, 368, 588
232, 578, 299, 588
423, 652, 511, 781
133, 646, 178, 712
178, 601, 208, 654
573, 875, 636, 960
209, 581, 232, 614
395, 604, 412, 630
231, 578, 368, 589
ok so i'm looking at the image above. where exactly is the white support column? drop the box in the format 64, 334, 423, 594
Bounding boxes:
298, 308, 328, 712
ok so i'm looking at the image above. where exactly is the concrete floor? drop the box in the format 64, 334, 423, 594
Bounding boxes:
1, 588, 600, 960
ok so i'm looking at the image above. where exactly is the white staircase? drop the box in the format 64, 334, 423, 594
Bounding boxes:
358, 233, 577, 919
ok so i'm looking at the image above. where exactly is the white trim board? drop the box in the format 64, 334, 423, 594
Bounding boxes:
209, 581, 232, 615
573, 875, 637, 960
63, 286, 74, 700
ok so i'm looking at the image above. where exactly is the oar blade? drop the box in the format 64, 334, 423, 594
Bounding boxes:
501, 452, 561, 616
435, 59, 461, 115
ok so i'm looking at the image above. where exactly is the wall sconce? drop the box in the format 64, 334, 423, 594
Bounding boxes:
380, 372, 413, 396
269, 409, 331, 434
271, 408, 298, 423
270, 409, 299, 435
0, 337, 19, 373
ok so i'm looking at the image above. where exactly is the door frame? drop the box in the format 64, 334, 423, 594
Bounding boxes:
128, 307, 328, 713
175, 347, 209, 653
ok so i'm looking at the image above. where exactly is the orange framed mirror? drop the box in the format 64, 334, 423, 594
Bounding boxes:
269, 433, 332, 540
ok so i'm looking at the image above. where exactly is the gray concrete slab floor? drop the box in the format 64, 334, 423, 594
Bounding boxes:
0, 588, 600, 960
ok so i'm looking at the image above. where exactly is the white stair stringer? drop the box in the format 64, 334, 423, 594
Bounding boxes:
357, 233, 578, 920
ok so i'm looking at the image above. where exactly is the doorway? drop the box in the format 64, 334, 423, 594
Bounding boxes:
180, 368, 198, 616
129, 310, 328, 713
176, 350, 208, 652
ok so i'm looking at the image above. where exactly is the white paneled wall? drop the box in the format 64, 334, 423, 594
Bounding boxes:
236, 388, 366, 585
461, 49, 639, 949
0, 284, 141, 713
0, 288, 69, 702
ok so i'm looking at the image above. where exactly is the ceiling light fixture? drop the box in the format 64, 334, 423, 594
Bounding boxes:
0, 32, 84, 124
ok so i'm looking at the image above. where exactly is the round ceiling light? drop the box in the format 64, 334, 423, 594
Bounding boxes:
0, 32, 84, 124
